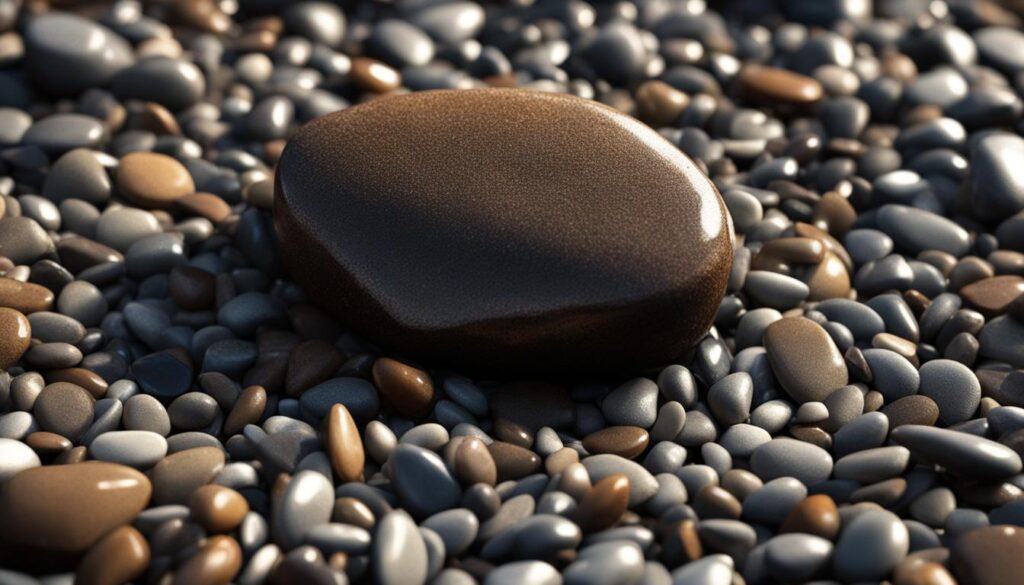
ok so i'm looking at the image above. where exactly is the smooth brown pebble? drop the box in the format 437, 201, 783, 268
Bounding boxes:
0, 307, 30, 369
189, 485, 249, 533
951, 524, 1024, 585
0, 462, 151, 552
779, 494, 840, 540
25, 431, 71, 454
491, 418, 534, 448
454, 436, 497, 486
692, 485, 742, 520
738, 65, 824, 105
961, 275, 1024, 317
0, 278, 54, 314
332, 497, 375, 530
349, 57, 401, 93
150, 446, 226, 505
582, 426, 650, 459
573, 473, 630, 533
172, 535, 242, 585
371, 357, 434, 417
33, 382, 95, 442
635, 80, 688, 127
75, 525, 150, 585
117, 152, 195, 209
881, 395, 940, 428
175, 192, 232, 223
487, 441, 541, 482
223, 385, 267, 436
325, 403, 364, 483
764, 317, 849, 403
45, 367, 109, 399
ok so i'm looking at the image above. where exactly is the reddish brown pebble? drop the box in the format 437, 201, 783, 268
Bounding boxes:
666, 519, 703, 565
0, 307, 30, 369
951, 525, 1024, 585
189, 485, 249, 533
573, 473, 630, 533
491, 418, 534, 448
0, 278, 54, 314
286, 339, 343, 397
223, 385, 267, 436
44, 367, 108, 399
332, 497, 375, 530
349, 57, 401, 93
169, 266, 216, 310
881, 395, 940, 428
172, 535, 242, 585
961, 275, 1024, 317
738, 65, 824, 105
582, 426, 650, 459
75, 525, 150, 585
635, 80, 689, 127
800, 252, 852, 301
371, 357, 434, 417
487, 441, 541, 482
0, 462, 151, 552
25, 431, 71, 454
175, 192, 233, 223
692, 485, 743, 520
116, 152, 195, 209
325, 403, 364, 483
894, 561, 956, 585
274, 89, 731, 374
150, 446, 226, 505
454, 436, 498, 486
779, 494, 840, 540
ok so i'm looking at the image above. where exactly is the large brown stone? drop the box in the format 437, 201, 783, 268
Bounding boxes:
0, 462, 151, 552
274, 89, 732, 374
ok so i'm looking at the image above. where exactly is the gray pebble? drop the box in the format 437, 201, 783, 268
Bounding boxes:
0, 217, 54, 266
112, 57, 205, 112
602, 377, 659, 428
304, 522, 371, 555
373, 510, 428, 585
168, 392, 220, 431
918, 359, 980, 425
863, 349, 919, 401
742, 477, 806, 526
718, 424, 771, 459
969, 128, 1024, 221
744, 271, 809, 310
389, 444, 462, 519
815, 298, 885, 340
272, 469, 333, 550
96, 207, 161, 252
876, 204, 970, 257
22, 114, 107, 155
42, 149, 111, 205
892, 424, 1023, 480
749, 400, 793, 436
750, 438, 833, 485
583, 454, 658, 506
88, 430, 167, 469
832, 509, 908, 582
844, 229, 894, 266
422, 508, 479, 557
708, 372, 753, 427
564, 541, 644, 585
834, 446, 910, 483
657, 365, 697, 407
764, 533, 833, 583
0, 438, 40, 482
484, 561, 560, 585
26, 312, 85, 344
301, 377, 380, 422
0, 412, 38, 440
369, 19, 435, 67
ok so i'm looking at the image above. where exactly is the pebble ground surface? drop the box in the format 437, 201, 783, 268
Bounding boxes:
1, 1, 1024, 585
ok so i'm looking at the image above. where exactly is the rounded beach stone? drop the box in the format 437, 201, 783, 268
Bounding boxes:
0, 462, 151, 552
274, 89, 732, 374
0, 307, 30, 370
116, 152, 195, 209
764, 317, 849, 403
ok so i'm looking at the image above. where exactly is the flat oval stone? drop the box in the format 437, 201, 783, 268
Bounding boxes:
764, 317, 849, 403
0, 462, 151, 552
0, 307, 30, 370
274, 89, 731, 374
891, 425, 1022, 481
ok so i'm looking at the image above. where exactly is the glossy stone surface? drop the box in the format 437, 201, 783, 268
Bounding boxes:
0, 462, 151, 552
274, 89, 732, 374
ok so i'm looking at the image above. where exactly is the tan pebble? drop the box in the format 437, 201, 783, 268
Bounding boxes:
332, 497, 375, 530
349, 57, 401, 93
75, 525, 150, 585
0, 307, 30, 369
117, 152, 195, 209
738, 65, 823, 105
573, 473, 629, 533
634, 80, 688, 128
0, 278, 54, 314
371, 357, 434, 417
544, 447, 579, 476
189, 485, 249, 533
0, 462, 151, 552
454, 436, 497, 486
44, 367, 108, 399
150, 446, 226, 505
175, 192, 232, 223
172, 535, 242, 585
325, 403, 364, 483
223, 385, 267, 436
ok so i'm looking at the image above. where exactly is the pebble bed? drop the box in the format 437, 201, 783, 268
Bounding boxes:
1, 1, 1024, 585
